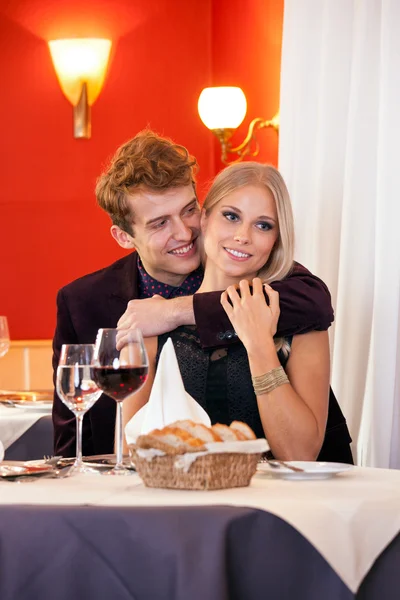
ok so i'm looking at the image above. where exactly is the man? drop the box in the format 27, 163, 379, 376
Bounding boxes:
52, 130, 337, 458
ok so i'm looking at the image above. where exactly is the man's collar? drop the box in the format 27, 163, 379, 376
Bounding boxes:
109, 251, 140, 302
137, 256, 203, 299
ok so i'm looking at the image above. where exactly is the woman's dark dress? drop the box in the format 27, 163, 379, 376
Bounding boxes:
157, 326, 353, 464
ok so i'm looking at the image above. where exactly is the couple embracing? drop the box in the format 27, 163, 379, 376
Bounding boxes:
53, 130, 352, 463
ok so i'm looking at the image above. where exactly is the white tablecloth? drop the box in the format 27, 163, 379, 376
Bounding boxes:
0, 465, 399, 592
0, 405, 52, 449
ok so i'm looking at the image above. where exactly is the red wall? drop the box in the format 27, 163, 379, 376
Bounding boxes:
212, 0, 283, 171
0, 0, 283, 340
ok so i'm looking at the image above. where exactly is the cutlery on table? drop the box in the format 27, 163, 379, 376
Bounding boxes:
259, 456, 304, 472
43, 454, 135, 471
2, 464, 74, 483
269, 460, 304, 472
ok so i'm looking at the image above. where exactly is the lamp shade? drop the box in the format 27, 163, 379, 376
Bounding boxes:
198, 86, 247, 130
48, 38, 112, 106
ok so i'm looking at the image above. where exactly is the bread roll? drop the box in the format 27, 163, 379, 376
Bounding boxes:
135, 420, 257, 454
136, 426, 205, 454
212, 423, 244, 441
136, 433, 186, 455
230, 421, 256, 440
174, 419, 222, 442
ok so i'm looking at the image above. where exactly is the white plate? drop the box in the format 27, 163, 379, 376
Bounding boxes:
11, 401, 52, 412
256, 461, 354, 480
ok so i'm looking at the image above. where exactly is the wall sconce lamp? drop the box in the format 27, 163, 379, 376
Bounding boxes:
198, 86, 279, 164
48, 38, 112, 139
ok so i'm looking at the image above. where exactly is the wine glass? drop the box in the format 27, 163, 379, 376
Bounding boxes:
56, 344, 102, 475
0, 316, 10, 358
92, 328, 149, 476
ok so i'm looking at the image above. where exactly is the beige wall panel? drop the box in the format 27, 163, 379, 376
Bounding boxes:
0, 347, 26, 389
29, 346, 53, 390
0, 341, 53, 391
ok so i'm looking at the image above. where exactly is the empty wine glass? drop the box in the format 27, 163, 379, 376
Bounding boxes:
0, 316, 10, 358
56, 344, 102, 475
93, 328, 149, 476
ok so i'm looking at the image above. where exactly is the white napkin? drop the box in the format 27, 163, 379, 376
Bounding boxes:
0, 440, 4, 463
125, 338, 211, 444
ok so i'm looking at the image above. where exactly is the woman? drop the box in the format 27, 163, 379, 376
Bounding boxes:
122, 163, 339, 461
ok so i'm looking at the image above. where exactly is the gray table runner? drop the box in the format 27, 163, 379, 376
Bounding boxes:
0, 504, 398, 600
4, 415, 53, 461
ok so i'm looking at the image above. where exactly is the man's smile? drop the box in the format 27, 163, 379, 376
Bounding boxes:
168, 240, 197, 257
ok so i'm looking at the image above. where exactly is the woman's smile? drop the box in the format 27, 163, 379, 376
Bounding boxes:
223, 246, 253, 260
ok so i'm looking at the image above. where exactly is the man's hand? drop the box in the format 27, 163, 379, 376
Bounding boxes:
117, 295, 195, 340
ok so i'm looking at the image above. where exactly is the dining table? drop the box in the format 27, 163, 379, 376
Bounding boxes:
0, 463, 399, 600
0, 402, 53, 460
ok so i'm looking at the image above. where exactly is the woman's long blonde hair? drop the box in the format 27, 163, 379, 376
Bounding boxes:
203, 162, 295, 283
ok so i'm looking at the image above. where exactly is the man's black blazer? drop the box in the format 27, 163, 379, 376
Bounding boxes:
53, 253, 140, 457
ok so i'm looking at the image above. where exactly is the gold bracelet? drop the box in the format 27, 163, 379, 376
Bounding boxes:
252, 366, 289, 396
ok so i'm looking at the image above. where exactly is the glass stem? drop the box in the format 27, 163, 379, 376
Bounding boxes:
116, 402, 123, 468
76, 414, 84, 467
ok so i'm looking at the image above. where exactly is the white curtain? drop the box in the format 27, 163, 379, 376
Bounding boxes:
279, 0, 400, 468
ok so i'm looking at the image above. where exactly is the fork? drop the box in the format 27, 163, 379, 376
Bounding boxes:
259, 457, 304, 472
270, 461, 304, 472
43, 455, 63, 466
40, 465, 74, 479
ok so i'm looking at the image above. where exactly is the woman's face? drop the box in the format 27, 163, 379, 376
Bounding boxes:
201, 184, 279, 281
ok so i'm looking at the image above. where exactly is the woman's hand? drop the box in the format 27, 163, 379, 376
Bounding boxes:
220, 278, 280, 353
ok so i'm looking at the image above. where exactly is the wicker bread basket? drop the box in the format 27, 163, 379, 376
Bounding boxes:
130, 448, 261, 490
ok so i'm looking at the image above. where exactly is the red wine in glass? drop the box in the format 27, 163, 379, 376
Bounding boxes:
93, 327, 149, 476
92, 366, 148, 402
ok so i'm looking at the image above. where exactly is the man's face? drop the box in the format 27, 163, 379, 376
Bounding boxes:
120, 185, 202, 286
